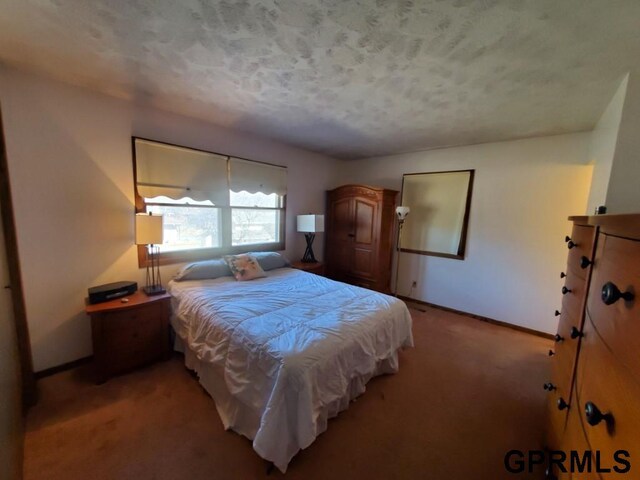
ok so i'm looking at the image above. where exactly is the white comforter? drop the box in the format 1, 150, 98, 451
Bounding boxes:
168, 268, 413, 472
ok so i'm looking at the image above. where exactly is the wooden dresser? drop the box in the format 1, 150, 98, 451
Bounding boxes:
545, 214, 640, 478
324, 185, 397, 292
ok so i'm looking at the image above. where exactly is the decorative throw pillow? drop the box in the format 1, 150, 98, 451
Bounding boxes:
223, 254, 267, 281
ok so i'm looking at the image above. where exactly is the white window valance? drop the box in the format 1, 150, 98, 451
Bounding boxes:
135, 139, 230, 205
229, 157, 287, 196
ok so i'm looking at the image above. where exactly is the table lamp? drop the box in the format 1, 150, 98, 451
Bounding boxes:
135, 212, 165, 295
297, 214, 324, 263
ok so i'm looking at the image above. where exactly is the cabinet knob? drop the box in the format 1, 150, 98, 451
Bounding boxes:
584, 401, 607, 426
554, 310, 561, 317
557, 397, 569, 410
567, 240, 578, 250
580, 256, 592, 269
570, 326, 583, 339
562, 286, 572, 295
560, 272, 566, 279
543, 382, 557, 391
554, 334, 564, 343
565, 235, 571, 243
601, 281, 634, 305
548, 349, 555, 357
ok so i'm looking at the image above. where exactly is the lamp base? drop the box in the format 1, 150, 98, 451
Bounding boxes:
142, 285, 166, 296
301, 233, 317, 263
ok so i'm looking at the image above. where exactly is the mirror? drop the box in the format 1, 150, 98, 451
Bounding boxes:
399, 169, 474, 259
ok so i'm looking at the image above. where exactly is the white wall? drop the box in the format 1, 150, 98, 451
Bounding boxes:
586, 74, 627, 214
335, 134, 593, 334
0, 67, 338, 371
606, 72, 640, 213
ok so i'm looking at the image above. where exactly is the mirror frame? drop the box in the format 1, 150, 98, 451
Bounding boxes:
399, 169, 474, 260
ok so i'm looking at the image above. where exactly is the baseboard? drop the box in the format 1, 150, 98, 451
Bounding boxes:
398, 295, 554, 340
34, 355, 93, 379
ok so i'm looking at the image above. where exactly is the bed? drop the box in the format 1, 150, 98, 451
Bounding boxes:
168, 267, 413, 473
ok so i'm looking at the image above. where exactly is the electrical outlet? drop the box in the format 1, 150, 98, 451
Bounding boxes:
411, 281, 417, 288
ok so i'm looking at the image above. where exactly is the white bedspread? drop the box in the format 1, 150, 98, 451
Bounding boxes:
168, 268, 413, 472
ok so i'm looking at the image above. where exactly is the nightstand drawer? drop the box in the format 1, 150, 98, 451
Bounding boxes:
101, 316, 163, 352
102, 302, 164, 332
108, 343, 162, 374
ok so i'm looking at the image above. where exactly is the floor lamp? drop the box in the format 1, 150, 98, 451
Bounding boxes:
135, 212, 166, 295
394, 206, 410, 297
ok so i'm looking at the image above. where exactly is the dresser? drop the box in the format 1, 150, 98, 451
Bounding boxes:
324, 185, 397, 292
86, 290, 171, 383
545, 214, 640, 478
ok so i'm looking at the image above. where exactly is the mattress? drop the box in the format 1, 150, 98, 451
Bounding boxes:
168, 267, 413, 472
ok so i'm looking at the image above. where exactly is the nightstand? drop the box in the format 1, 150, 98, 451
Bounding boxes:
86, 290, 171, 383
291, 260, 325, 276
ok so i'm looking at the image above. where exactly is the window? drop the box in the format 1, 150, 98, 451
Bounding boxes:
133, 138, 286, 266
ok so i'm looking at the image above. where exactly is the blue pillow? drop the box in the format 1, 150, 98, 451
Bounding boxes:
248, 252, 290, 271
173, 259, 232, 281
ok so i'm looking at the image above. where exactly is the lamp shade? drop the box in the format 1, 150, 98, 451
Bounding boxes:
297, 214, 324, 233
135, 213, 163, 245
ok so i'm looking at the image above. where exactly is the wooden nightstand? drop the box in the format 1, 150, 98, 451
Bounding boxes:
291, 261, 325, 276
86, 290, 171, 383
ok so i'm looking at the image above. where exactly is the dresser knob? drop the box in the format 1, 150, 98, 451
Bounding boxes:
601, 281, 634, 305
567, 240, 578, 250
560, 272, 566, 278
565, 235, 571, 243
557, 397, 569, 410
562, 286, 572, 295
580, 256, 592, 269
548, 349, 555, 356
570, 326, 583, 339
585, 401, 607, 426
554, 334, 564, 343
543, 382, 557, 391
554, 310, 561, 317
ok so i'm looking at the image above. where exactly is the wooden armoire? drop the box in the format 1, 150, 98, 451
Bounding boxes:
325, 185, 398, 292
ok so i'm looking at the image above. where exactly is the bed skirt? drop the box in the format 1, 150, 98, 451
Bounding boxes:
174, 334, 401, 471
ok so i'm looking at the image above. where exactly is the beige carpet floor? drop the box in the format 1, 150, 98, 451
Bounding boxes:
24, 306, 551, 480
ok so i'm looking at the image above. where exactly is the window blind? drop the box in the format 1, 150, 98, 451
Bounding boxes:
229, 157, 287, 196
135, 139, 230, 205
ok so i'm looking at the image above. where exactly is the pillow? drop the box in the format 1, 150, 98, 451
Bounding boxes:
248, 251, 290, 271
224, 254, 267, 281
173, 259, 232, 281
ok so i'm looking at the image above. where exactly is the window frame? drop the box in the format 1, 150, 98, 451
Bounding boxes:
132, 137, 286, 267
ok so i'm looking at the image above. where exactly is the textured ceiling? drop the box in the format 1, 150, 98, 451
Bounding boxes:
0, 0, 639, 159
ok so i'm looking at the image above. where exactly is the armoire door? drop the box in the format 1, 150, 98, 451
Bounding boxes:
351, 196, 378, 279
326, 196, 353, 276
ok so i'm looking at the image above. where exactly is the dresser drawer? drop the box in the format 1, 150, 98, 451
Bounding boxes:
549, 390, 601, 480
575, 315, 640, 470
586, 234, 640, 377
567, 225, 595, 281
551, 309, 581, 394
546, 376, 571, 448
560, 272, 588, 323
